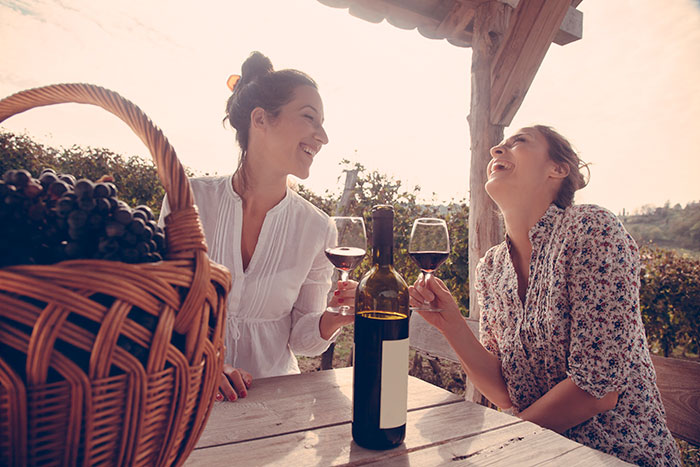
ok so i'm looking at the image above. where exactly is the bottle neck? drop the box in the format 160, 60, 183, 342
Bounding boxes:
372, 216, 394, 267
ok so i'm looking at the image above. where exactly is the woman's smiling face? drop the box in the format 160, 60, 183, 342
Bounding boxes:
485, 127, 563, 205
263, 84, 328, 180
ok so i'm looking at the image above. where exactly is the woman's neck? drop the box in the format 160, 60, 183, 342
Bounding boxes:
232, 161, 288, 214
499, 198, 552, 252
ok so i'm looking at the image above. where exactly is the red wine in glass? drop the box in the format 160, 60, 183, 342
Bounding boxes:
409, 218, 450, 312
409, 251, 449, 273
325, 247, 366, 273
327, 216, 367, 315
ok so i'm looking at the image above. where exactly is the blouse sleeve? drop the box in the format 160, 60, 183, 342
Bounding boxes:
288, 219, 337, 356
566, 208, 641, 398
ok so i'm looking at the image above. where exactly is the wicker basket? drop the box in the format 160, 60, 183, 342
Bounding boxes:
0, 83, 231, 466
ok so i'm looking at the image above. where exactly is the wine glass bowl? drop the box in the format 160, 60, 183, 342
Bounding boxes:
409, 218, 450, 311
325, 216, 367, 315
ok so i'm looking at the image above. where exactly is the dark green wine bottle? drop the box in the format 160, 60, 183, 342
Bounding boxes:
352, 204, 409, 450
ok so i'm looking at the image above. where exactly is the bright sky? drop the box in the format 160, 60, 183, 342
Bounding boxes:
1, 0, 699, 215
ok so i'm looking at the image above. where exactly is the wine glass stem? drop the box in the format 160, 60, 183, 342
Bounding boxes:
423, 271, 432, 283
339, 270, 349, 283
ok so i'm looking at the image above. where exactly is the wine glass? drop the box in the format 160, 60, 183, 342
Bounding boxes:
325, 216, 367, 315
409, 218, 450, 312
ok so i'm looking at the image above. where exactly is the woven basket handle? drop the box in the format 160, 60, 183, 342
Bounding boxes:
0, 83, 193, 212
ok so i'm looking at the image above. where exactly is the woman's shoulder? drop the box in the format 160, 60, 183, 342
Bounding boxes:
189, 174, 232, 191
287, 190, 330, 225
561, 204, 625, 233
563, 204, 636, 248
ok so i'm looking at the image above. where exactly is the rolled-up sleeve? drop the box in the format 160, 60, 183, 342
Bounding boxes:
566, 210, 640, 398
289, 220, 336, 356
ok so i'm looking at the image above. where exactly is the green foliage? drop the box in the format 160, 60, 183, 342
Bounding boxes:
639, 246, 700, 358
622, 202, 700, 255
1, 131, 166, 218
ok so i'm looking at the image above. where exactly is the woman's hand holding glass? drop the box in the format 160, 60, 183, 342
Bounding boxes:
409, 218, 450, 311
409, 274, 463, 333
325, 216, 366, 315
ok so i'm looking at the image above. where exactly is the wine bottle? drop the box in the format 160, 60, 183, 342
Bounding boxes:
352, 204, 410, 450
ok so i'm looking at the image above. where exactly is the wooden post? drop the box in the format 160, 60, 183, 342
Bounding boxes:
467, 2, 507, 324
320, 168, 359, 370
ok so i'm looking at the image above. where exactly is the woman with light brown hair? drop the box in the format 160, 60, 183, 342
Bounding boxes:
410, 125, 681, 465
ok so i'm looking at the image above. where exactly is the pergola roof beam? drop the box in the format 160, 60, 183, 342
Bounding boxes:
489, 0, 571, 125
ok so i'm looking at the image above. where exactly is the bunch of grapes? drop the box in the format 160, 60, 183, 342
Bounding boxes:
0, 168, 166, 268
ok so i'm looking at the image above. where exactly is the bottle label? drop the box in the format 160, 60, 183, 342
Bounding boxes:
379, 337, 409, 429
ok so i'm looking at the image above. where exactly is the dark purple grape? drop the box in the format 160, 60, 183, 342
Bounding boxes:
105, 221, 125, 238
67, 210, 88, 229
93, 183, 110, 198
122, 247, 138, 263
135, 241, 150, 256
88, 213, 104, 229
56, 196, 77, 217
78, 197, 96, 211
98, 238, 119, 255
107, 196, 119, 211
27, 203, 45, 222
3, 169, 17, 183
24, 180, 43, 198
132, 209, 148, 222
74, 179, 94, 198
135, 205, 155, 221
106, 183, 118, 197
114, 208, 132, 225
95, 197, 110, 213
12, 170, 31, 188
48, 180, 70, 198
59, 174, 76, 186
122, 231, 137, 245
153, 232, 165, 250
128, 218, 146, 236
39, 171, 59, 188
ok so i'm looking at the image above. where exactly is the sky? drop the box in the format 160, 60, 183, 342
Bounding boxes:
1, 0, 699, 215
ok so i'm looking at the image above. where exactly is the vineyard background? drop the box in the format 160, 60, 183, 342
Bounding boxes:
2, 130, 698, 464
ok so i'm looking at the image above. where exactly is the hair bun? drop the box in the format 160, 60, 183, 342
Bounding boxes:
240, 51, 274, 86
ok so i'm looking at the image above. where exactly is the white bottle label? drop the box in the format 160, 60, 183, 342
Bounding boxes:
379, 337, 409, 429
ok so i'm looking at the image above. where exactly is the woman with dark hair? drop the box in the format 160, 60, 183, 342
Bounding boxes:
160, 51, 355, 401
410, 126, 681, 465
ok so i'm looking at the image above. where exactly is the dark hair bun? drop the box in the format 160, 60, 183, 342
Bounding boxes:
240, 51, 273, 86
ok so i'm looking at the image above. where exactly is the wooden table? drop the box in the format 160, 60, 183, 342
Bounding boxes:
186, 367, 629, 466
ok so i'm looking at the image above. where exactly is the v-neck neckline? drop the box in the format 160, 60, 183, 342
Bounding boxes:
227, 178, 293, 276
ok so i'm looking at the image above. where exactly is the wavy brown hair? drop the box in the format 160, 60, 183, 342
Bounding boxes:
533, 125, 589, 208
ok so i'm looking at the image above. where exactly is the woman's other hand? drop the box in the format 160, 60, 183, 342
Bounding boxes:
320, 280, 357, 338
216, 365, 253, 402
328, 279, 357, 312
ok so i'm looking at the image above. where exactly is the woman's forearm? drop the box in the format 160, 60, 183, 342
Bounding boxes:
442, 321, 513, 409
518, 377, 618, 433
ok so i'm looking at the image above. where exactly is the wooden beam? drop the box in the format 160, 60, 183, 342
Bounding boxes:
553, 5, 583, 45
496, 0, 583, 46
489, 0, 570, 125
467, 1, 506, 327
435, 1, 476, 38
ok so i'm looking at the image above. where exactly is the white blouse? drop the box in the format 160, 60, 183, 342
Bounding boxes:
160, 175, 337, 378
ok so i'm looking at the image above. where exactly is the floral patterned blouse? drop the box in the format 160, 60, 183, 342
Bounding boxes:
476, 204, 681, 466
